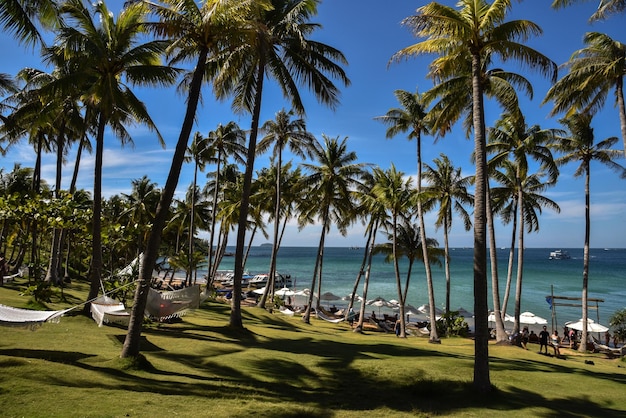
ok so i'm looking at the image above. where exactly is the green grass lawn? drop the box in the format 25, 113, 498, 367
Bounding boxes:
1, 279, 625, 417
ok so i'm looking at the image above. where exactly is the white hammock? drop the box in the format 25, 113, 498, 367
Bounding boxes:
316, 310, 345, 324
0, 304, 72, 330
145, 285, 201, 320
90, 296, 130, 327
3, 267, 26, 283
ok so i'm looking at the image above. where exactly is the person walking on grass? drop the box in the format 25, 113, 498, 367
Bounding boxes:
551, 330, 561, 357
539, 325, 550, 354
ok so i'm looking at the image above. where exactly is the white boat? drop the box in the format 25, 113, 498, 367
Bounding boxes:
549, 250, 570, 260
248, 273, 293, 288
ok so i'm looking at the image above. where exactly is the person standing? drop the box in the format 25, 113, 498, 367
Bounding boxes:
551, 330, 561, 357
539, 325, 550, 354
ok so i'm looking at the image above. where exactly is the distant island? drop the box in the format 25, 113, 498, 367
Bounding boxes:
260, 243, 272, 247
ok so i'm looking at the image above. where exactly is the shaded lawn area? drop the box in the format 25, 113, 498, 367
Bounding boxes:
0, 281, 625, 417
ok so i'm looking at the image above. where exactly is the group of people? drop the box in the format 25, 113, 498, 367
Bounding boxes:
537, 325, 563, 356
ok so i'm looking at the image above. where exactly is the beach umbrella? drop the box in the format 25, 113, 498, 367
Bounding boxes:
367, 297, 390, 315
294, 288, 311, 296
320, 291, 341, 308
488, 312, 514, 322
565, 318, 609, 333
320, 291, 341, 301
456, 307, 474, 318
342, 293, 362, 303
275, 287, 295, 298
253, 287, 266, 295
519, 311, 548, 325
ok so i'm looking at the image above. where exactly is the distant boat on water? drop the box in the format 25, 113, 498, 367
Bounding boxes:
549, 250, 570, 260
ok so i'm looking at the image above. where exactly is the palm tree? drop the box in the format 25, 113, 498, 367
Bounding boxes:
487, 112, 559, 334
256, 108, 315, 308
374, 217, 444, 338
0, 0, 59, 48
49, 0, 178, 313
121, 0, 254, 358
368, 165, 414, 338
213, 0, 349, 329
393, 0, 557, 392
375, 88, 440, 342
121, 176, 160, 256
348, 169, 386, 332
491, 160, 561, 334
185, 132, 213, 285
552, 0, 626, 20
544, 32, 626, 153
552, 112, 626, 351
299, 135, 365, 324
422, 154, 473, 315
204, 122, 247, 284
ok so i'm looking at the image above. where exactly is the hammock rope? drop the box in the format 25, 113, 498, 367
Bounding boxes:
0, 279, 139, 330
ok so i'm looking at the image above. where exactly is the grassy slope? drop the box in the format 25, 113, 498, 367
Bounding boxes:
1, 279, 625, 418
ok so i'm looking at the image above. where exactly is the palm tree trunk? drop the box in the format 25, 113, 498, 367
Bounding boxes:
347, 223, 374, 316
355, 219, 378, 332
230, 59, 265, 328
501, 199, 518, 318
416, 133, 439, 343
487, 184, 507, 343
46, 129, 66, 284
121, 48, 208, 358
258, 151, 283, 309
188, 161, 198, 287
513, 186, 525, 336
616, 77, 626, 154
207, 154, 222, 286
302, 222, 326, 324
85, 114, 106, 313
580, 163, 591, 352
443, 217, 451, 315
471, 52, 491, 392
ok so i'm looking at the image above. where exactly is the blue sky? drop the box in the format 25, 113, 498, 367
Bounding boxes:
1, 0, 625, 248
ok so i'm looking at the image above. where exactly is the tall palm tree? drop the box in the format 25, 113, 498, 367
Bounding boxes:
121, 0, 254, 359
204, 122, 247, 284
256, 108, 315, 308
368, 165, 414, 338
121, 176, 160, 256
552, 112, 626, 351
544, 32, 626, 154
374, 217, 444, 338
185, 132, 213, 285
375, 88, 440, 342
49, 0, 177, 313
213, 0, 349, 329
491, 160, 561, 334
348, 168, 387, 332
422, 154, 473, 315
299, 135, 365, 324
552, 0, 626, 20
393, 0, 557, 392
487, 112, 559, 334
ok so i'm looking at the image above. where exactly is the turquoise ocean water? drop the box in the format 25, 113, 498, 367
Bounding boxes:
210, 246, 625, 327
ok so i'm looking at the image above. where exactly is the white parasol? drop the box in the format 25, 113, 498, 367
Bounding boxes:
565, 318, 609, 333
488, 312, 514, 322
519, 311, 548, 325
